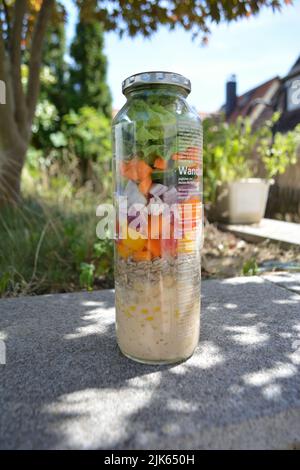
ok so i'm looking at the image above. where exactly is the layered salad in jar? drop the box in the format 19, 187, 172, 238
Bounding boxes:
113, 87, 202, 364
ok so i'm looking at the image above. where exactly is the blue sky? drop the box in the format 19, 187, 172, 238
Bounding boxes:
65, 1, 300, 112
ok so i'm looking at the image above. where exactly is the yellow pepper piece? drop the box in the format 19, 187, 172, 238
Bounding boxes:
178, 234, 196, 253
121, 226, 147, 252
117, 243, 132, 259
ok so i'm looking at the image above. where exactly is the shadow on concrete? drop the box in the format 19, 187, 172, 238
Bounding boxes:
0, 277, 300, 449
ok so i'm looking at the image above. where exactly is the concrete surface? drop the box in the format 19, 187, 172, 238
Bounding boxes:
262, 272, 300, 295
0, 274, 300, 450
221, 218, 300, 247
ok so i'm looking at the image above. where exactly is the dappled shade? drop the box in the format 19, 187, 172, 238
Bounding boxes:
1, 275, 300, 449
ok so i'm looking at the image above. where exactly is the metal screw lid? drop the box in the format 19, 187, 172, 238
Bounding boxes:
122, 71, 191, 95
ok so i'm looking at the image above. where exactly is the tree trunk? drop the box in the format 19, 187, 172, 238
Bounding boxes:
0, 142, 27, 206
0, 0, 54, 207
79, 157, 91, 186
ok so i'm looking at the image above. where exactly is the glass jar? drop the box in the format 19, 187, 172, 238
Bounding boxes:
112, 71, 203, 364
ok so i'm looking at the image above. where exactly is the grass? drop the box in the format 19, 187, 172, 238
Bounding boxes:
2, 167, 299, 298
0, 189, 114, 298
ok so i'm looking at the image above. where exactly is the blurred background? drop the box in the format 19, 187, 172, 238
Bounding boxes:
0, 0, 299, 297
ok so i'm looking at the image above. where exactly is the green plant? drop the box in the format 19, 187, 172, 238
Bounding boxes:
62, 107, 111, 186
79, 263, 95, 290
78, 239, 114, 291
0, 271, 11, 295
93, 239, 114, 280
68, 18, 111, 118
31, 98, 62, 152
257, 115, 300, 178
242, 258, 258, 276
203, 116, 255, 202
203, 114, 300, 204
0, 189, 114, 298
26, 104, 112, 196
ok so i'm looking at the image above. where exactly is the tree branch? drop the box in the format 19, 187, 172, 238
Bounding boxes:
26, 0, 54, 129
10, 0, 28, 138
2, 0, 11, 41
0, 11, 5, 54
0, 16, 6, 90
0, 16, 25, 152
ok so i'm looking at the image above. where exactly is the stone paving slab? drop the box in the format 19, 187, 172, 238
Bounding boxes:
0, 275, 300, 450
221, 218, 300, 247
263, 272, 300, 295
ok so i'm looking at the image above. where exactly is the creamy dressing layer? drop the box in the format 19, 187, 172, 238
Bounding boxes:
115, 275, 200, 363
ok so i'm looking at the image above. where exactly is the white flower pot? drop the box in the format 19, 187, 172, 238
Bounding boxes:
216, 178, 273, 224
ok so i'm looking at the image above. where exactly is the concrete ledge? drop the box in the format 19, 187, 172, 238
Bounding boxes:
220, 218, 300, 247
0, 275, 300, 449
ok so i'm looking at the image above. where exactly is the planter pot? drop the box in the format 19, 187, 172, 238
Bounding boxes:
215, 178, 274, 224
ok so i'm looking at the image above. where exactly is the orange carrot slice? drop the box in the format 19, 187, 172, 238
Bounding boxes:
139, 176, 152, 195
147, 239, 161, 258
121, 159, 152, 182
153, 157, 167, 170
133, 250, 152, 262
120, 162, 129, 177
117, 242, 132, 259
137, 160, 152, 180
124, 158, 139, 181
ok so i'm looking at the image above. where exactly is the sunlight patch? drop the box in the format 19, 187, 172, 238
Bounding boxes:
262, 383, 281, 399
222, 277, 263, 285
224, 324, 269, 345
43, 387, 153, 449
64, 307, 114, 339
243, 362, 297, 387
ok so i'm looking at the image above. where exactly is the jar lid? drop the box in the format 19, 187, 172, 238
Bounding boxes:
122, 71, 191, 95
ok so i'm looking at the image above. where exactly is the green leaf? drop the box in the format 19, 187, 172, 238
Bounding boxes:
242, 259, 258, 276
79, 263, 95, 290
50, 131, 67, 148
0, 272, 11, 295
